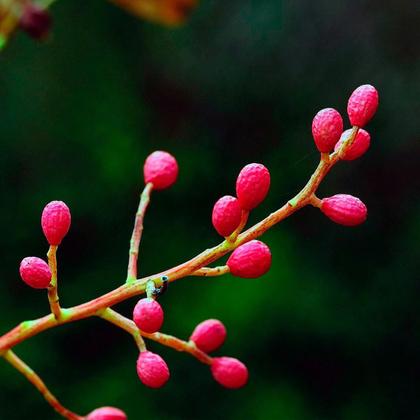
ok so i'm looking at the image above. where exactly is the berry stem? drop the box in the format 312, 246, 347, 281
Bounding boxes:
191, 266, 230, 277
228, 210, 249, 242
2, 350, 83, 420
47, 245, 62, 320
127, 182, 153, 282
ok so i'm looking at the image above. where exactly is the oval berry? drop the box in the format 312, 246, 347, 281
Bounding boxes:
41, 201, 71, 246
212, 196, 242, 237
133, 298, 164, 333
19, 257, 52, 289
136, 351, 170, 388
87, 407, 127, 420
227, 240, 271, 279
334, 128, 371, 161
236, 163, 270, 210
321, 194, 367, 226
211, 357, 248, 389
190, 319, 227, 353
143, 151, 178, 190
347, 84, 379, 127
311, 108, 343, 153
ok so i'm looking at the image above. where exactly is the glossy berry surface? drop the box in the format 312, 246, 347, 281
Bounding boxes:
211, 357, 248, 389
41, 201, 71, 246
212, 195, 242, 237
236, 163, 270, 210
190, 319, 227, 353
321, 194, 367, 226
137, 351, 170, 388
133, 298, 164, 333
19, 257, 52, 289
86, 406, 127, 420
143, 151, 178, 190
227, 240, 271, 278
347, 84, 379, 127
311, 108, 343, 153
334, 129, 371, 161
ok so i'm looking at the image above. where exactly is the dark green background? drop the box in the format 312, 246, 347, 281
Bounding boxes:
0, 1, 419, 419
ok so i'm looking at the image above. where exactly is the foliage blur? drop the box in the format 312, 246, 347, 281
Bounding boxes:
0, 1, 419, 419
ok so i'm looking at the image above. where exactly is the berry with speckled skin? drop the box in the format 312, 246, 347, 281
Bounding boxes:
334, 129, 371, 161
133, 298, 164, 333
236, 164, 270, 210
321, 194, 367, 226
212, 196, 242, 237
137, 351, 170, 388
312, 108, 343, 153
347, 84, 379, 127
190, 319, 226, 353
19, 257, 52, 289
227, 240, 271, 278
86, 407, 127, 420
41, 201, 71, 246
144, 151, 178, 190
211, 357, 248, 389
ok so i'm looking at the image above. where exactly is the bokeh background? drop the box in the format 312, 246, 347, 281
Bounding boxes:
0, 1, 419, 419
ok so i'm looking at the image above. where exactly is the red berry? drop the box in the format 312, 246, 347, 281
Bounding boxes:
137, 351, 170, 388
19, 257, 52, 289
236, 163, 270, 210
87, 406, 127, 420
143, 151, 178, 190
190, 319, 227, 353
133, 298, 164, 333
334, 128, 371, 161
347, 84, 379, 127
211, 357, 248, 389
41, 201, 71, 246
227, 240, 271, 278
212, 196, 242, 237
321, 194, 367, 226
19, 4, 51, 39
311, 108, 343, 153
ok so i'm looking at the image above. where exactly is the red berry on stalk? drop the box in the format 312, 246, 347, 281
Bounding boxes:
211, 357, 248, 389
190, 319, 227, 353
87, 407, 127, 420
347, 84, 379, 127
19, 257, 52, 289
311, 108, 343, 153
144, 151, 178, 190
321, 194, 367, 226
133, 298, 164, 333
334, 129, 371, 161
236, 163, 270, 210
137, 351, 170, 388
41, 201, 71, 246
19, 4, 51, 39
227, 240, 271, 278
212, 196, 242, 237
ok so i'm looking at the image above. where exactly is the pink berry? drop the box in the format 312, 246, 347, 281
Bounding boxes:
143, 151, 178, 190
236, 163, 270, 210
133, 298, 164, 333
334, 128, 371, 161
41, 201, 71, 246
19, 257, 52, 289
87, 406, 127, 420
212, 196, 242, 237
211, 357, 248, 389
321, 194, 367, 226
347, 84, 379, 127
227, 240, 271, 279
311, 108, 343, 153
137, 351, 170, 388
19, 4, 51, 39
190, 319, 227, 353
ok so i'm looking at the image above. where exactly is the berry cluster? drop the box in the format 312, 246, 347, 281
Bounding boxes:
4, 84, 378, 420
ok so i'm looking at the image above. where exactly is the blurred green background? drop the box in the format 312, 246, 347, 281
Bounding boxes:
1, 0, 419, 419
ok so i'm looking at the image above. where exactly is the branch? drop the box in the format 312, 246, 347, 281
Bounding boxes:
47, 245, 62, 319
191, 266, 230, 277
2, 350, 82, 420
